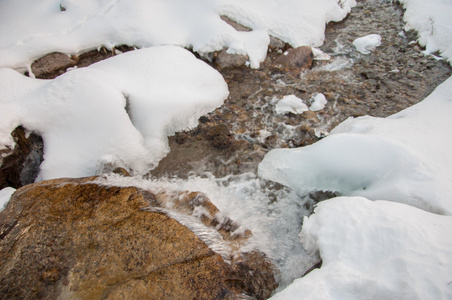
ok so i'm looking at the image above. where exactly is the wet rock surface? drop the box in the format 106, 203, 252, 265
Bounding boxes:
272, 46, 314, 75
31, 52, 76, 79
0, 177, 276, 299
0, 126, 43, 189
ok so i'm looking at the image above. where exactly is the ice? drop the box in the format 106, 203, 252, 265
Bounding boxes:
0, 46, 228, 180
0, 0, 356, 71
309, 93, 328, 111
352, 34, 382, 54
275, 95, 309, 115
260, 76, 452, 215
271, 197, 452, 300
0, 187, 15, 212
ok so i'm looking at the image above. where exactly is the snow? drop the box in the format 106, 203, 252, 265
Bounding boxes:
0, 187, 15, 212
309, 93, 328, 111
353, 34, 382, 54
271, 197, 452, 300
260, 75, 452, 215
275, 95, 309, 115
0, 0, 356, 71
398, 0, 452, 63
0, 46, 228, 180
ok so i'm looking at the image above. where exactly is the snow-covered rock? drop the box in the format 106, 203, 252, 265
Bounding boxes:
0, 46, 228, 181
353, 34, 382, 54
309, 93, 328, 111
275, 95, 309, 115
0, 0, 356, 71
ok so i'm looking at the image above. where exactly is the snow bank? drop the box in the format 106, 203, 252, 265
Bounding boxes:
398, 0, 452, 63
0, 46, 228, 180
0, 187, 15, 212
271, 197, 452, 300
0, 0, 356, 71
260, 76, 452, 215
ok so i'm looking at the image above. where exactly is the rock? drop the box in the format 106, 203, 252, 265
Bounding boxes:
210, 17, 251, 69
75, 45, 135, 68
269, 36, 286, 51
215, 50, 249, 69
0, 177, 277, 299
273, 46, 314, 76
206, 123, 230, 139
31, 52, 76, 79
175, 131, 189, 144
220, 16, 251, 32
230, 251, 279, 299
0, 126, 44, 189
153, 190, 250, 240
112, 167, 131, 177
205, 124, 235, 149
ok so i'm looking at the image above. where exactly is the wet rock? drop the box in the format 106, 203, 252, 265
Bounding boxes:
212, 134, 234, 149
205, 123, 235, 149
273, 46, 314, 75
0, 126, 44, 189
175, 131, 189, 144
206, 123, 230, 138
215, 50, 249, 69
112, 167, 131, 177
75, 45, 135, 68
229, 251, 279, 300
269, 36, 286, 51
31, 52, 76, 79
153, 190, 249, 240
0, 177, 277, 299
220, 16, 251, 32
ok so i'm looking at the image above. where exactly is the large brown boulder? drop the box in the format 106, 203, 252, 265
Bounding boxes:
0, 177, 277, 299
